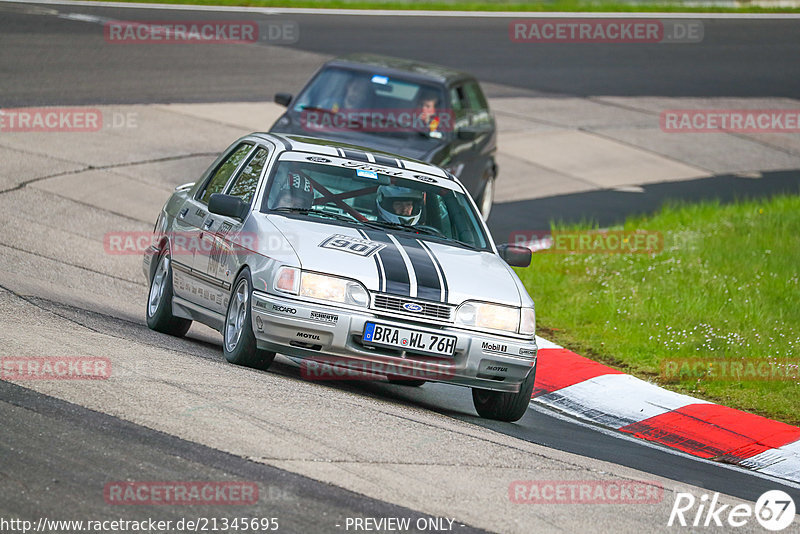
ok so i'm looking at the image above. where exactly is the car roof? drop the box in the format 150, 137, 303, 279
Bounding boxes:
251, 133, 453, 180
323, 53, 474, 86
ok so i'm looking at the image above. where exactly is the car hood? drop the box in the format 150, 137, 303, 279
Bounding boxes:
268, 215, 523, 307
271, 117, 442, 162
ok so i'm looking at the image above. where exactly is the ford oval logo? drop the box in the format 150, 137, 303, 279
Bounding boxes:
402, 303, 423, 313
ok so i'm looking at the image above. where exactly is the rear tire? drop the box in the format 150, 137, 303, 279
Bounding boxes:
223, 268, 276, 371
146, 248, 192, 337
471, 365, 536, 422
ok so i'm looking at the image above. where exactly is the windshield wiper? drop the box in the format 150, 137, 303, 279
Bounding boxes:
272, 207, 360, 224
362, 220, 439, 236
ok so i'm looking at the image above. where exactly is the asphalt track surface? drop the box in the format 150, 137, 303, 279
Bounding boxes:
1, 3, 800, 107
1, 3, 800, 532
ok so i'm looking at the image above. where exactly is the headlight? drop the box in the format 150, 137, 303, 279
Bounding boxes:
519, 307, 536, 336
456, 301, 519, 333
300, 272, 369, 308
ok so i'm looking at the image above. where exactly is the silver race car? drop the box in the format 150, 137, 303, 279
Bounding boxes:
144, 133, 537, 421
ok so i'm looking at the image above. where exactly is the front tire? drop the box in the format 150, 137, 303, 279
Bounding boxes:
223, 268, 276, 371
471, 365, 536, 422
146, 249, 192, 337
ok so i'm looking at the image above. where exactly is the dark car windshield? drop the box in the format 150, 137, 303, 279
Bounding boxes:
261, 156, 490, 251
291, 67, 451, 142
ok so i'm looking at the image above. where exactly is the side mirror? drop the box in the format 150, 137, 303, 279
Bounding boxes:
208, 194, 248, 220
497, 244, 531, 268
274, 93, 293, 107
456, 127, 481, 141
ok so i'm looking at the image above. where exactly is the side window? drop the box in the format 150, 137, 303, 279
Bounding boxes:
228, 147, 270, 205
198, 143, 253, 204
449, 87, 465, 113
463, 82, 490, 127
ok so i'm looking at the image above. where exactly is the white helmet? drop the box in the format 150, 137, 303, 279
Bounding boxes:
376, 185, 424, 225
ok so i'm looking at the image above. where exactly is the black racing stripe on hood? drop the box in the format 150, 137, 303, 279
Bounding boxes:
362, 230, 410, 296
341, 148, 370, 163
395, 236, 443, 302
372, 154, 401, 168
357, 229, 386, 292
418, 240, 449, 302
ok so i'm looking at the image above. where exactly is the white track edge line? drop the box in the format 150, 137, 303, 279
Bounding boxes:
4, 0, 800, 18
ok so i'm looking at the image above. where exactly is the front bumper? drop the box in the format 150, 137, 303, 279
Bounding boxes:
251, 291, 537, 392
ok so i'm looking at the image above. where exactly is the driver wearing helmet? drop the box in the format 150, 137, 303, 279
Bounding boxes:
271, 165, 314, 210
375, 185, 424, 225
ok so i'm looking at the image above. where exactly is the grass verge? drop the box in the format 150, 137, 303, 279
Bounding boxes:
85, 0, 800, 14
516, 194, 800, 425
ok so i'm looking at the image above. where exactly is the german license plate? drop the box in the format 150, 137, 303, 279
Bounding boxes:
362, 323, 456, 357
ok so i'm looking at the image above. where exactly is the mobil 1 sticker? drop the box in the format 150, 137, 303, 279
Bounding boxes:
320, 234, 385, 257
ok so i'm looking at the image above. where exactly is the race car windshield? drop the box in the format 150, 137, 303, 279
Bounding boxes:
262, 159, 490, 251
291, 68, 450, 140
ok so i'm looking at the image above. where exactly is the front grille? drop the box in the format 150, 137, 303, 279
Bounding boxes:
372, 294, 453, 321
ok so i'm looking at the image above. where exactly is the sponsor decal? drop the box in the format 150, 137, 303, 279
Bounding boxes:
295, 332, 321, 341
519, 348, 536, 356
306, 156, 331, 163
356, 169, 378, 180
319, 234, 385, 257
255, 316, 263, 332
402, 302, 424, 313
485, 365, 508, 373
340, 160, 404, 177
414, 174, 437, 183
310, 311, 338, 324
482, 341, 508, 354
272, 304, 296, 315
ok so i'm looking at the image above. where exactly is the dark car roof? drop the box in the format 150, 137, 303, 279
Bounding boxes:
324, 53, 474, 86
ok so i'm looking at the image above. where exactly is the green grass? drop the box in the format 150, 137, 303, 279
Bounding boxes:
516, 194, 800, 425
86, 0, 800, 14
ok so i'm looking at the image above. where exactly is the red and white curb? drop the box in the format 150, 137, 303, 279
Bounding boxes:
531, 337, 800, 484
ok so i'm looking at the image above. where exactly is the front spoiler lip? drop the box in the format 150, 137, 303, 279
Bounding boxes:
251, 291, 537, 393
